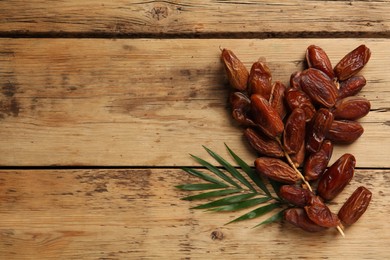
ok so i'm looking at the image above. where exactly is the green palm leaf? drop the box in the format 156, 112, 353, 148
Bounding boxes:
190, 154, 241, 189
191, 193, 256, 209
252, 209, 285, 228
226, 203, 281, 225
182, 167, 228, 186
175, 183, 227, 191
209, 197, 271, 212
203, 146, 256, 192
181, 189, 242, 201
225, 143, 271, 196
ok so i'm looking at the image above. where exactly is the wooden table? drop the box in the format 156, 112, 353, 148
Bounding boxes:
0, 1, 389, 259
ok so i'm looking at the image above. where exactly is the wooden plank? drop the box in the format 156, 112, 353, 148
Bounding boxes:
0, 0, 389, 36
0, 38, 389, 167
0, 169, 388, 259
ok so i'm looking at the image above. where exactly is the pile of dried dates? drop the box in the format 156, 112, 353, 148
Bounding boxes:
221, 44, 372, 234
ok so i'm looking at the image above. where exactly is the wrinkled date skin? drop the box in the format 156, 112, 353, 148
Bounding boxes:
306, 108, 334, 154
332, 96, 371, 120
304, 196, 341, 228
221, 49, 249, 91
318, 153, 356, 201
334, 45, 371, 81
290, 140, 306, 167
269, 81, 287, 119
326, 120, 364, 144
283, 108, 306, 154
306, 45, 335, 79
248, 61, 272, 99
244, 128, 284, 158
338, 186, 372, 225
250, 94, 284, 138
229, 92, 255, 126
338, 75, 366, 99
290, 71, 302, 89
284, 208, 327, 232
304, 140, 333, 181
300, 68, 338, 108
280, 185, 313, 207
255, 157, 299, 184
285, 89, 316, 122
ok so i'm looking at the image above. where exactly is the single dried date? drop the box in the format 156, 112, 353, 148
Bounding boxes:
326, 120, 364, 144
317, 153, 356, 201
283, 108, 306, 154
306, 45, 335, 79
300, 68, 338, 108
248, 61, 272, 99
244, 128, 284, 158
338, 75, 366, 99
304, 196, 340, 228
334, 45, 371, 81
221, 49, 249, 91
255, 157, 299, 184
338, 186, 372, 225
280, 185, 313, 207
250, 94, 284, 138
332, 96, 371, 120
285, 89, 316, 122
269, 81, 287, 119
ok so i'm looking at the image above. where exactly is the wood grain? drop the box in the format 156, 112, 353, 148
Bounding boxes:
0, 38, 389, 167
0, 168, 388, 259
0, 0, 389, 36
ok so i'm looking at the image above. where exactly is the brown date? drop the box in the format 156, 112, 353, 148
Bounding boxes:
300, 68, 338, 108
284, 208, 327, 232
290, 71, 301, 89
283, 108, 306, 154
304, 140, 333, 181
334, 45, 371, 81
338, 75, 366, 99
290, 140, 306, 167
243, 128, 284, 158
306, 108, 334, 154
285, 89, 316, 122
326, 120, 364, 144
221, 49, 249, 91
255, 157, 299, 184
304, 196, 340, 228
269, 81, 287, 119
248, 61, 272, 99
280, 185, 313, 207
332, 96, 371, 120
338, 186, 372, 226
317, 153, 356, 201
306, 45, 335, 79
229, 92, 255, 126
250, 94, 284, 138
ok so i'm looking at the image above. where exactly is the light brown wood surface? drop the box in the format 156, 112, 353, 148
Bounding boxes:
0, 38, 389, 167
0, 169, 388, 259
0, 0, 389, 36
1, 0, 390, 259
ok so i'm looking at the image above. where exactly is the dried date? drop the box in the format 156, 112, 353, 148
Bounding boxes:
332, 96, 371, 120
306, 45, 335, 79
255, 157, 299, 184
250, 94, 284, 138
221, 49, 249, 91
317, 154, 356, 201
244, 128, 284, 158
326, 120, 364, 144
283, 108, 306, 154
334, 45, 371, 81
280, 185, 313, 207
338, 186, 372, 226
285, 89, 316, 122
338, 75, 366, 99
269, 81, 287, 119
229, 92, 255, 126
304, 140, 333, 181
304, 196, 340, 228
248, 61, 272, 99
300, 68, 338, 108
284, 208, 327, 232
306, 108, 334, 154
